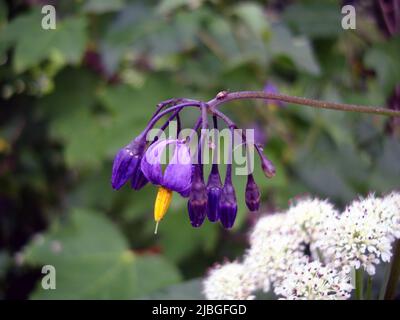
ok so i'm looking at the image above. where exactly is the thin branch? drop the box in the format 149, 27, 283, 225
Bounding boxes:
207, 91, 400, 117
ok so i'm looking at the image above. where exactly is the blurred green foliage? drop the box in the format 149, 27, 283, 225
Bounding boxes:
0, 0, 399, 299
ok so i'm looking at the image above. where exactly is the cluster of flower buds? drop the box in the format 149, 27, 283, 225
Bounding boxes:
111, 94, 276, 233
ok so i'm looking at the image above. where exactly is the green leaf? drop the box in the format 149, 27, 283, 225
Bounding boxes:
0, 10, 87, 72
364, 37, 400, 96
232, 2, 269, 37
0, 0, 7, 27
82, 0, 126, 13
268, 24, 320, 75
23, 208, 181, 299
144, 279, 205, 300
370, 137, 400, 191
155, 206, 219, 263
135, 255, 183, 296
156, 0, 202, 14
282, 3, 342, 38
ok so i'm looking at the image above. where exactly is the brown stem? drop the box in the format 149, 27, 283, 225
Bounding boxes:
207, 91, 400, 117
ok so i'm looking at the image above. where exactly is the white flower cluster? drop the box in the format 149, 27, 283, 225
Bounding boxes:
318, 194, 393, 275
203, 261, 255, 300
203, 192, 400, 300
245, 212, 306, 290
274, 261, 353, 300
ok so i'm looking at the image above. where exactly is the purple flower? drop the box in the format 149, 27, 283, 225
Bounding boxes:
111, 138, 146, 190
245, 174, 260, 212
264, 82, 285, 108
141, 139, 192, 197
206, 164, 222, 222
218, 166, 237, 229
188, 165, 207, 227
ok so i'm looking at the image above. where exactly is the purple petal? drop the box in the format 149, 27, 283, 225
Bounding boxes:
111, 147, 140, 190
141, 139, 172, 186
163, 142, 192, 195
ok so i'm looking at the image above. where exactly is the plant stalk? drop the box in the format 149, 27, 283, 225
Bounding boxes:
355, 269, 364, 300
384, 240, 400, 300
207, 91, 400, 117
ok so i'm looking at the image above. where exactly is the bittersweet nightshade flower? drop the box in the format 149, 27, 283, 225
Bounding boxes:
188, 165, 208, 227
112, 90, 398, 232
141, 138, 192, 232
245, 174, 260, 212
141, 138, 192, 196
206, 164, 222, 222
111, 137, 146, 190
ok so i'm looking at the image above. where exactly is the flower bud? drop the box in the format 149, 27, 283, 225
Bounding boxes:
206, 164, 222, 222
219, 169, 237, 229
188, 165, 207, 227
245, 174, 260, 212
111, 138, 146, 190
259, 152, 276, 178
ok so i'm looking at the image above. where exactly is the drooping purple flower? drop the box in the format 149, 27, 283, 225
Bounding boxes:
188, 165, 208, 227
141, 138, 192, 196
206, 164, 222, 222
245, 174, 261, 212
219, 165, 237, 229
264, 82, 285, 108
111, 138, 146, 190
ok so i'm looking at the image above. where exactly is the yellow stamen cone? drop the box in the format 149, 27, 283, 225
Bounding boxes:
154, 187, 173, 234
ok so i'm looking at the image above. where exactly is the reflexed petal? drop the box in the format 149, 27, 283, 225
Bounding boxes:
141, 139, 172, 186
163, 142, 192, 195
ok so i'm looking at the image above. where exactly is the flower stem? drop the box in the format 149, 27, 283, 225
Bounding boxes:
379, 263, 391, 300
384, 239, 400, 300
355, 269, 364, 300
141, 102, 201, 139
207, 91, 400, 117
366, 275, 373, 300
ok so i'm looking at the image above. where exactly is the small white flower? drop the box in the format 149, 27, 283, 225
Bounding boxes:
274, 261, 353, 300
318, 194, 393, 275
286, 198, 339, 258
203, 262, 255, 300
245, 213, 307, 291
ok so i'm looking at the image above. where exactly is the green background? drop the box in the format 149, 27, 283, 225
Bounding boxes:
0, 0, 399, 299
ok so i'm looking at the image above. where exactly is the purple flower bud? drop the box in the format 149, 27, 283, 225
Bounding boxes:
259, 152, 276, 178
131, 167, 148, 190
206, 164, 222, 222
245, 174, 260, 212
188, 165, 207, 227
218, 167, 237, 229
111, 138, 146, 190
